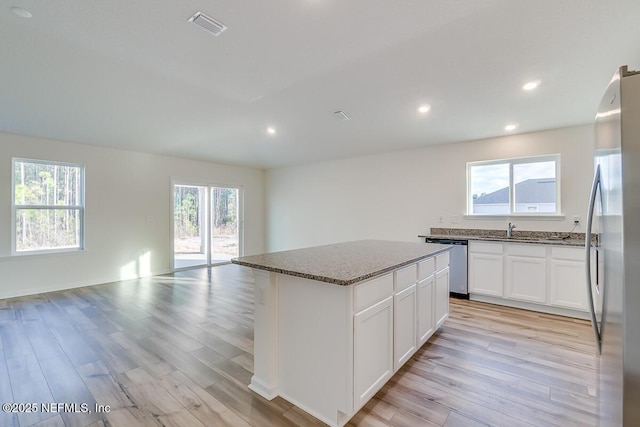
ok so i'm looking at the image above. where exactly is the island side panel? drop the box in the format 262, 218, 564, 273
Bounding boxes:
249, 269, 280, 399
277, 274, 353, 427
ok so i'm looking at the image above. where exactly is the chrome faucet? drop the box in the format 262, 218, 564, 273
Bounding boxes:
507, 222, 517, 238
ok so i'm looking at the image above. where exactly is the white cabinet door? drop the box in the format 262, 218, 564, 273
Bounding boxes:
393, 284, 417, 371
353, 296, 393, 408
435, 267, 450, 328
505, 256, 547, 303
504, 243, 547, 303
417, 275, 435, 347
549, 247, 589, 311
549, 259, 588, 310
469, 252, 504, 296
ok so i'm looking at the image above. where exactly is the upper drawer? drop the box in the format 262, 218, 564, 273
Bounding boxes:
551, 246, 584, 261
394, 263, 417, 292
354, 273, 393, 313
418, 257, 435, 279
506, 243, 546, 258
436, 251, 450, 271
469, 241, 504, 255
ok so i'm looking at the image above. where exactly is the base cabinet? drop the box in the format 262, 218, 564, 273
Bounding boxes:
469, 242, 592, 317
549, 247, 593, 311
354, 296, 394, 408
505, 244, 547, 303
354, 252, 449, 417
549, 260, 586, 310
435, 267, 450, 328
353, 254, 449, 421
251, 249, 450, 427
416, 275, 435, 346
393, 284, 417, 371
469, 250, 504, 297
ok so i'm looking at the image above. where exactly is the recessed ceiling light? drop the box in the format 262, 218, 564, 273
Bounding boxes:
11, 7, 32, 18
266, 127, 276, 135
522, 80, 540, 91
418, 104, 431, 114
504, 123, 518, 132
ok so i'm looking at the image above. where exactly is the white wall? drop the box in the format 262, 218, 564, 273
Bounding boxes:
265, 125, 594, 251
0, 132, 264, 299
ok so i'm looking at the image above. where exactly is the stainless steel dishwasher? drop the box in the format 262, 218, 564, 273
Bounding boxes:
424, 237, 468, 298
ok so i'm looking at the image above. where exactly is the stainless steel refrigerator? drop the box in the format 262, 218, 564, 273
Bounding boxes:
586, 65, 640, 426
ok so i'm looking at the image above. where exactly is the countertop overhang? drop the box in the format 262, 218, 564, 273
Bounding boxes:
231, 239, 450, 286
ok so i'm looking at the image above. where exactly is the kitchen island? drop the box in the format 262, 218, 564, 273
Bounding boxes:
232, 240, 451, 427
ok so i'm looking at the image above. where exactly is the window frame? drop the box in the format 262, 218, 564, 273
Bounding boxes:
11, 157, 86, 255
466, 154, 561, 217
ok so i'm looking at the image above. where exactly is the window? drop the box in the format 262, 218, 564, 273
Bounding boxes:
467, 155, 559, 215
12, 158, 85, 253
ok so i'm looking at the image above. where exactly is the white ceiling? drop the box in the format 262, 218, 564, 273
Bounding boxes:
2, 0, 640, 169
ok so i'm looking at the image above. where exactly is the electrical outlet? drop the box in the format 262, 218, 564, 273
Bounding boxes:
573, 215, 581, 224
438, 216, 444, 223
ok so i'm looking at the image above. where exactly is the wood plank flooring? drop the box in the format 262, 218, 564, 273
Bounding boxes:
0, 264, 599, 426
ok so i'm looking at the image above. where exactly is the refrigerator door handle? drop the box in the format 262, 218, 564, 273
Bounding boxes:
585, 164, 602, 354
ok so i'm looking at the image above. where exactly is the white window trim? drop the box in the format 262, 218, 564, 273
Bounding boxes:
463, 214, 566, 220
466, 154, 561, 216
11, 157, 86, 256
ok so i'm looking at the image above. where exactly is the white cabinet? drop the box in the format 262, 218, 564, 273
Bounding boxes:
505, 244, 546, 303
250, 247, 451, 427
353, 254, 449, 411
393, 284, 417, 371
416, 256, 436, 347
468, 241, 591, 318
393, 265, 417, 371
435, 267, 450, 328
549, 247, 589, 311
416, 275, 434, 346
469, 241, 504, 297
353, 295, 394, 408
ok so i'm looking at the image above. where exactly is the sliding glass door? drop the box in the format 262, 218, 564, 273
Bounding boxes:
173, 183, 242, 270
211, 187, 240, 263
173, 185, 209, 269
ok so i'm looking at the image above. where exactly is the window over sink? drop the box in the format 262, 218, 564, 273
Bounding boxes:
467, 154, 560, 216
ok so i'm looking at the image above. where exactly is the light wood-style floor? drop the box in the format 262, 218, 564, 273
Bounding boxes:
0, 264, 599, 427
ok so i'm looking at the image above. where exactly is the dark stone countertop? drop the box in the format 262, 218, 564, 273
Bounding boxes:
419, 227, 592, 247
231, 239, 451, 286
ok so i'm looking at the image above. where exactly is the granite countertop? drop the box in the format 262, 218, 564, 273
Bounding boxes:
418, 227, 591, 247
231, 239, 451, 286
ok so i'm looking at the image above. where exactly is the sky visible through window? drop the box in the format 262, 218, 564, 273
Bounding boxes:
471, 161, 555, 196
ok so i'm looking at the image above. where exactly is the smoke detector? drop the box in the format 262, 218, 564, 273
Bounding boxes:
189, 11, 227, 37
334, 110, 352, 121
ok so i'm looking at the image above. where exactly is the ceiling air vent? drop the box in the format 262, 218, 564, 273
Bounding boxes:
334, 110, 352, 121
189, 11, 227, 37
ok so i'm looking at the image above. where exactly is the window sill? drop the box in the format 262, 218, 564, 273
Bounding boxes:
464, 214, 566, 221
1, 248, 85, 262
